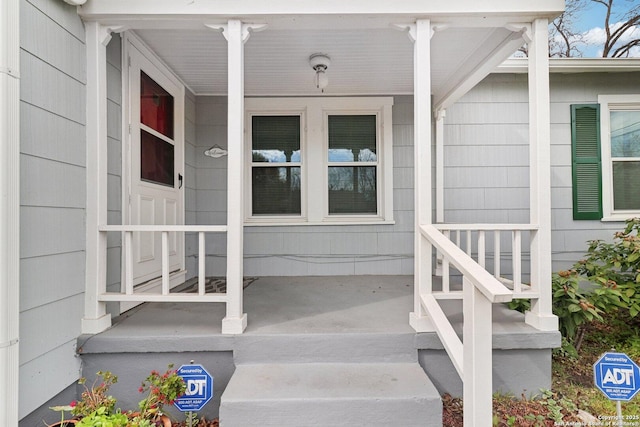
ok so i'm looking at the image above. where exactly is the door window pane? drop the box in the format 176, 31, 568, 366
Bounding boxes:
613, 161, 640, 210
140, 71, 174, 139
328, 166, 377, 214
252, 116, 300, 163
252, 167, 301, 215
141, 129, 175, 187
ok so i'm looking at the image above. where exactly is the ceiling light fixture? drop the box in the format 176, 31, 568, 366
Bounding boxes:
309, 53, 331, 92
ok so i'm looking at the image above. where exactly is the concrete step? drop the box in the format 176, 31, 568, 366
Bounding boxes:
219, 362, 442, 427
233, 333, 418, 364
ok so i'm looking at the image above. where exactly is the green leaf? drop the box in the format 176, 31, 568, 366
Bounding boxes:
567, 304, 581, 313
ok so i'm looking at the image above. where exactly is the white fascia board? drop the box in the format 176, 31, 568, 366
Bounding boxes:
498, 58, 640, 73
78, 0, 564, 29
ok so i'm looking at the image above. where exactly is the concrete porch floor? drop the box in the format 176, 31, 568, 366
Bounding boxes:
76, 276, 560, 423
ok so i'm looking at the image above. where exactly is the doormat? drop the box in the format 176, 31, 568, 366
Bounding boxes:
178, 277, 257, 294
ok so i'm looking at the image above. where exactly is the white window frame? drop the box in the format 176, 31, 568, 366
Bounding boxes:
245, 97, 394, 225
599, 94, 640, 221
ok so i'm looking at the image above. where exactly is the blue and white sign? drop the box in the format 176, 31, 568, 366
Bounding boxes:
594, 352, 640, 401
174, 364, 214, 412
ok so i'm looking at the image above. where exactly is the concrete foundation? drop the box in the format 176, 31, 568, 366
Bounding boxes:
70, 276, 559, 424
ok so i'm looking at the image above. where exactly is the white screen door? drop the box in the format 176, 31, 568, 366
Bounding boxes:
125, 35, 185, 290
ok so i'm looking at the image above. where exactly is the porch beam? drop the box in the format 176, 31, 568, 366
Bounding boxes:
433, 25, 529, 112
409, 19, 433, 332
78, 0, 565, 29
220, 19, 250, 334
0, 0, 20, 424
82, 22, 113, 334
525, 18, 558, 331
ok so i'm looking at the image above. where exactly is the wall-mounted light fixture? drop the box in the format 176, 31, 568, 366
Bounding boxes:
204, 145, 228, 158
309, 53, 331, 92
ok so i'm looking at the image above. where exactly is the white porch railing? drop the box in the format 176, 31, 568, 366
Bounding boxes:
433, 224, 540, 301
419, 224, 517, 425
98, 225, 227, 303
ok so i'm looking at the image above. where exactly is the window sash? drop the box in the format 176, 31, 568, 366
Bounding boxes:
598, 95, 640, 220
245, 97, 393, 225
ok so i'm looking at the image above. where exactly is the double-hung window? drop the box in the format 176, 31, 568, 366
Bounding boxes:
246, 97, 393, 225
571, 95, 640, 221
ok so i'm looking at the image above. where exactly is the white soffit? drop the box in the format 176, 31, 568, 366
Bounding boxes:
135, 26, 510, 96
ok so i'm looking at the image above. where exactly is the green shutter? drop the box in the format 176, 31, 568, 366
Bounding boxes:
571, 104, 602, 220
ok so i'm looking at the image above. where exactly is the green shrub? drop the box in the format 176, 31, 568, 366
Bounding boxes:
575, 217, 640, 318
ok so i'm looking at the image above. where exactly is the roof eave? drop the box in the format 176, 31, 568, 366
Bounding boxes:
498, 57, 640, 73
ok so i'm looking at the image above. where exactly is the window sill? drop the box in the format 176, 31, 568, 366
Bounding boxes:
601, 215, 640, 222
244, 219, 396, 227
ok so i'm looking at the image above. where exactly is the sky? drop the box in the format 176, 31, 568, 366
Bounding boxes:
568, 0, 640, 57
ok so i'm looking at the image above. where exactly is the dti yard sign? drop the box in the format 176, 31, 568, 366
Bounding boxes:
594, 352, 640, 401
174, 364, 214, 412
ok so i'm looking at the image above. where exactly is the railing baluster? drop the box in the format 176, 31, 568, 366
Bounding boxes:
162, 231, 169, 295
466, 230, 472, 257
455, 230, 461, 247
198, 232, 206, 296
125, 231, 133, 295
478, 231, 485, 268
493, 230, 501, 279
513, 230, 522, 293
443, 257, 450, 293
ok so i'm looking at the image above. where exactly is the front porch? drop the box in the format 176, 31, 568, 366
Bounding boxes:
77, 275, 560, 425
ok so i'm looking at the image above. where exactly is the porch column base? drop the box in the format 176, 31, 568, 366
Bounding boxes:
410, 312, 434, 333
222, 313, 247, 335
524, 312, 558, 332
81, 313, 112, 334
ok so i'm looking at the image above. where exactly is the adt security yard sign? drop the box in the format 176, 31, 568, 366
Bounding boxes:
174, 364, 213, 412
594, 352, 640, 401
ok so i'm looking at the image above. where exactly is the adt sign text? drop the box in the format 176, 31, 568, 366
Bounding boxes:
594, 352, 640, 401
174, 364, 214, 412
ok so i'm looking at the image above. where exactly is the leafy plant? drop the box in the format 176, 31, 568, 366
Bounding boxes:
130, 365, 186, 426
509, 269, 621, 347
72, 371, 118, 418
575, 217, 640, 318
76, 407, 129, 427
51, 365, 187, 427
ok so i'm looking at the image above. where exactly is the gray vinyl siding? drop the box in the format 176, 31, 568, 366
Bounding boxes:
193, 95, 415, 276
443, 72, 640, 273
548, 72, 640, 270
18, 0, 85, 419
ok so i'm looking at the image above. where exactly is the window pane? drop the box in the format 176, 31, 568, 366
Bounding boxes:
328, 115, 377, 162
610, 110, 640, 157
252, 167, 301, 215
613, 161, 640, 210
252, 116, 300, 163
141, 129, 174, 187
140, 71, 174, 139
328, 166, 377, 214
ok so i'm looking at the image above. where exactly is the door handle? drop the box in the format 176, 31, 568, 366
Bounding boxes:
178, 173, 183, 189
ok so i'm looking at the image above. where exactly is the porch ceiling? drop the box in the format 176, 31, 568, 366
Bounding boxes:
83, 0, 564, 99
135, 26, 518, 98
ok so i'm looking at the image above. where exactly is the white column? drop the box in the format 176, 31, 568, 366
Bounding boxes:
82, 22, 112, 334
409, 19, 433, 332
435, 109, 446, 276
221, 20, 249, 334
526, 18, 558, 331
0, 0, 21, 424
